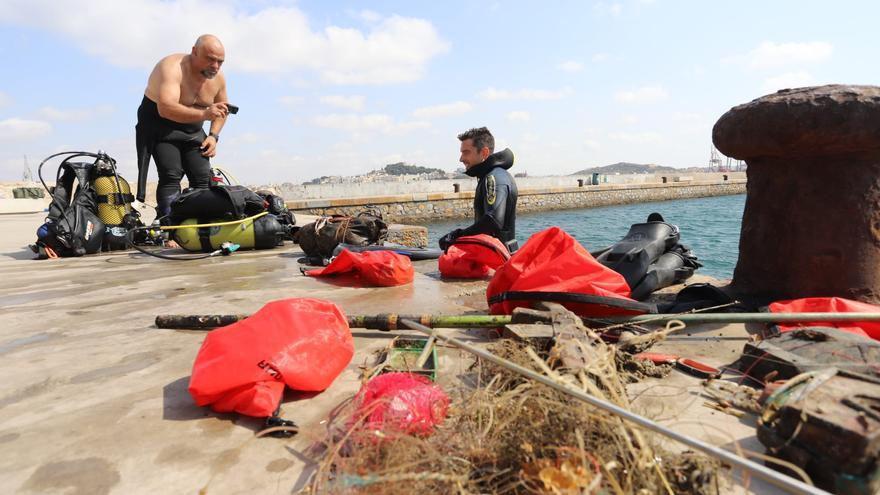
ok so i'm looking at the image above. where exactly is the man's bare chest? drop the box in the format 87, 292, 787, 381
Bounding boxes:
180, 80, 218, 107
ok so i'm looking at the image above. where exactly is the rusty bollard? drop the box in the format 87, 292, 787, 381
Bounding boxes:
713, 84, 880, 302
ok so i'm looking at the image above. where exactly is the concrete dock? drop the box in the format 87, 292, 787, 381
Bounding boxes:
0, 211, 784, 494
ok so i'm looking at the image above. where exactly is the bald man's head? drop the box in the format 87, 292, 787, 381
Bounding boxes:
191, 34, 225, 79
194, 34, 223, 51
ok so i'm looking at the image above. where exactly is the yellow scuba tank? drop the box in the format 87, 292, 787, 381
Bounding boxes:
92, 173, 134, 225
173, 215, 285, 252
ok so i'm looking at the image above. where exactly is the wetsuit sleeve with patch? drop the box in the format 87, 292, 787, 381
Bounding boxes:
458, 173, 510, 238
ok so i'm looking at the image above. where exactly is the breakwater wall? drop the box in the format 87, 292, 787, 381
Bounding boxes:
271, 172, 745, 200
286, 178, 746, 224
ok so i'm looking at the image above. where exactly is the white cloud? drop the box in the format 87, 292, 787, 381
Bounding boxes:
479, 86, 573, 100
320, 95, 366, 111
747, 41, 832, 69
312, 113, 429, 135
412, 101, 472, 118
227, 132, 262, 145
614, 86, 668, 104
0, 118, 52, 142
278, 95, 303, 107
762, 71, 814, 93
608, 131, 663, 144
0, 1, 449, 85
584, 139, 601, 150
618, 114, 639, 125
724, 41, 833, 71
594, 2, 624, 16
356, 9, 382, 23
0, 91, 10, 108
36, 104, 114, 122
592, 53, 610, 63
506, 111, 531, 122
672, 112, 702, 122
557, 60, 583, 72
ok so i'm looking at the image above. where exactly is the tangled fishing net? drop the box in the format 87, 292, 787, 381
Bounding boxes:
307, 321, 721, 494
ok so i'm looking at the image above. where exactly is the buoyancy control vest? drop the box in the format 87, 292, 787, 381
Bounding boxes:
33, 151, 140, 258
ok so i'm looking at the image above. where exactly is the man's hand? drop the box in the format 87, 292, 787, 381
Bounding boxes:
202, 102, 229, 121
438, 229, 463, 252
200, 135, 218, 157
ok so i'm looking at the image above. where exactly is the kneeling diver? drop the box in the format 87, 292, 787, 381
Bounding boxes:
439, 127, 518, 253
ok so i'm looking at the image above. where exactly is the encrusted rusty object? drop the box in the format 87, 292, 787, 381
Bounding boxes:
713, 84, 880, 303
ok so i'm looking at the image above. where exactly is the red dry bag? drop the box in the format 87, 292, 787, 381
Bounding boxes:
439, 234, 510, 278
188, 298, 354, 417
487, 227, 655, 317
305, 249, 414, 287
768, 297, 880, 340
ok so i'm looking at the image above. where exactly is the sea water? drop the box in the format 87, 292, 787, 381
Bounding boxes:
422, 194, 746, 280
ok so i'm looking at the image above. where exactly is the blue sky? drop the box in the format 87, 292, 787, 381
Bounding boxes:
1, 1, 877, 184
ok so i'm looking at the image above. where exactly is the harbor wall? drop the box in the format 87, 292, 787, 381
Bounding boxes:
270, 171, 745, 200
286, 178, 747, 224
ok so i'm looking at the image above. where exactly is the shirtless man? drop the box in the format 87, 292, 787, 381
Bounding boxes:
135, 34, 230, 218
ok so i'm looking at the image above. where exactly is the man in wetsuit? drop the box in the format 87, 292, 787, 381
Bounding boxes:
439, 127, 519, 252
136, 34, 230, 218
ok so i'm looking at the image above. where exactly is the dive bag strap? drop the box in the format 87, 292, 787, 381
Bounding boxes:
488, 291, 657, 314
449, 238, 511, 260
96, 193, 135, 204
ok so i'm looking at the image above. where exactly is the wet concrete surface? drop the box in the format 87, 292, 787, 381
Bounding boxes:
1, 212, 783, 494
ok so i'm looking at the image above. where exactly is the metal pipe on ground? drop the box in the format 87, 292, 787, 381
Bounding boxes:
398, 318, 828, 495
155, 312, 880, 330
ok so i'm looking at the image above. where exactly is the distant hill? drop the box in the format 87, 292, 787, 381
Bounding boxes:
572, 162, 680, 175
382, 162, 444, 176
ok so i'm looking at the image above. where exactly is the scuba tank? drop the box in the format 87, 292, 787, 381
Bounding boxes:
167, 184, 295, 253
92, 154, 140, 250
93, 164, 134, 225
173, 214, 286, 252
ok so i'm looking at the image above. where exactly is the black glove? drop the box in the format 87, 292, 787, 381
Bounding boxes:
438, 229, 463, 252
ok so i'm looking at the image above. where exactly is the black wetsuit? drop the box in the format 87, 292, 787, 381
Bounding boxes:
135, 96, 210, 216
440, 148, 518, 252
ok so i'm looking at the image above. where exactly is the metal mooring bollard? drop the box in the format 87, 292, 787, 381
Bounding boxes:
713, 84, 880, 303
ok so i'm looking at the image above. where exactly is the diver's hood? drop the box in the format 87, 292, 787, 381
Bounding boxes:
465, 148, 514, 178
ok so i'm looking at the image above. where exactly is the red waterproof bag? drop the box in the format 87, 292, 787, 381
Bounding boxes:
439, 234, 511, 278
305, 249, 414, 287
188, 298, 354, 417
768, 297, 880, 340
487, 227, 654, 317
